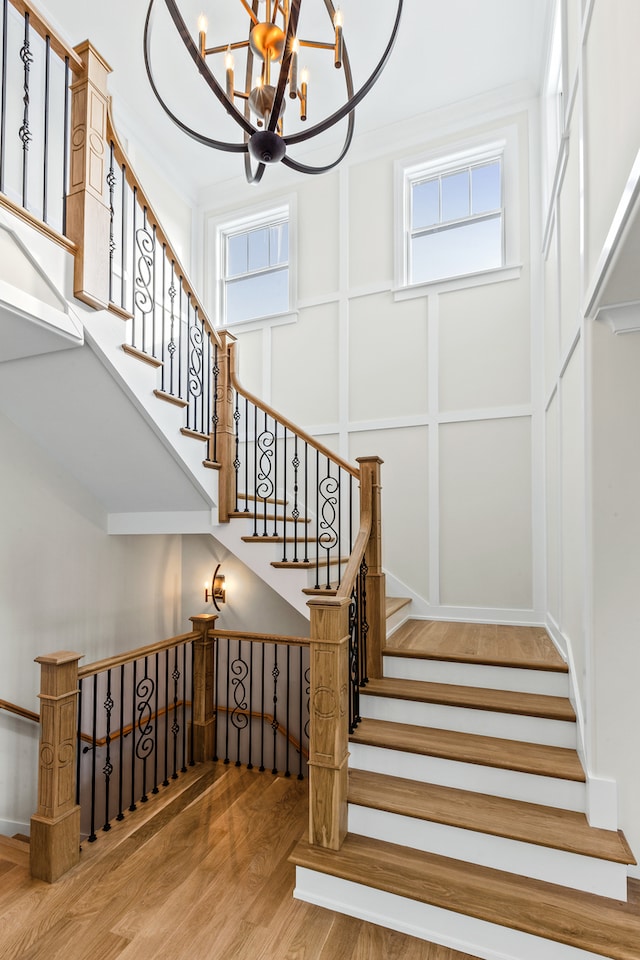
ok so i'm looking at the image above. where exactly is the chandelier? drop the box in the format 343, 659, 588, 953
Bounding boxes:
144, 0, 403, 183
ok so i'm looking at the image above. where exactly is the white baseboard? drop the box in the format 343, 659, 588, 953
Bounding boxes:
586, 776, 618, 831
0, 817, 29, 836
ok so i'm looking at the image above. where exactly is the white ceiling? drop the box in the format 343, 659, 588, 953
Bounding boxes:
36, 0, 552, 197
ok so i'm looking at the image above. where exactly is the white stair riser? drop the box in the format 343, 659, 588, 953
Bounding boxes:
383, 655, 569, 697
359, 694, 576, 748
348, 742, 586, 811
348, 805, 627, 900
294, 868, 613, 960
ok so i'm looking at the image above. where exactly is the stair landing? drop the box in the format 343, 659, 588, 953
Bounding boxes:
385, 620, 567, 671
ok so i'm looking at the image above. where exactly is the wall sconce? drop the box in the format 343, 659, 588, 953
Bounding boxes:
205, 563, 226, 611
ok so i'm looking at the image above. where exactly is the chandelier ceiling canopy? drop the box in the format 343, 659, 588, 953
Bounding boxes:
144, 0, 403, 183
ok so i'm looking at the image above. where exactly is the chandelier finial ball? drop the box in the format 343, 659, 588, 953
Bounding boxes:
250, 23, 285, 62
248, 130, 286, 164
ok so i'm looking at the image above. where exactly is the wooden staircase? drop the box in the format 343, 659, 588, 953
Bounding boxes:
290, 620, 639, 960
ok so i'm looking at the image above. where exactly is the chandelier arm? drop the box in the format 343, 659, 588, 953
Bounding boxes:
283, 0, 403, 147
244, 152, 267, 183
266, 0, 301, 135
144, 0, 250, 152
159, 0, 258, 138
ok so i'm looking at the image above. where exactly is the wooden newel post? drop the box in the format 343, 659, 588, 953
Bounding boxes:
30, 651, 83, 883
307, 596, 350, 850
66, 42, 112, 309
357, 456, 386, 680
189, 614, 218, 762
217, 332, 237, 523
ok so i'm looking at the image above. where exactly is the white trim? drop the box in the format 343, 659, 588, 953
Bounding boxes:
393, 264, 522, 302
0, 818, 30, 837
594, 300, 640, 334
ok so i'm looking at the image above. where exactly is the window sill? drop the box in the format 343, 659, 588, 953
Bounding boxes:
219, 310, 299, 334
393, 263, 523, 302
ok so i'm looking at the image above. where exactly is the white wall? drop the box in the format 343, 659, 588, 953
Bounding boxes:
542, 0, 640, 868
201, 98, 541, 623
0, 411, 183, 831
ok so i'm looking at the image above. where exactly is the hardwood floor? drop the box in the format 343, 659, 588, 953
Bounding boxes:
0, 765, 479, 960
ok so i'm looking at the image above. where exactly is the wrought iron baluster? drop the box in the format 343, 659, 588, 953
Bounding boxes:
171, 647, 180, 779
151, 223, 157, 357
284, 645, 290, 777
188, 297, 204, 433
244, 396, 249, 510
232, 390, 240, 510
290, 435, 300, 563
163, 649, 170, 786
177, 282, 183, 401
231, 640, 248, 766
102, 669, 114, 831
213, 633, 220, 762
304, 443, 309, 563
89, 673, 98, 841
297, 647, 304, 780
253, 404, 258, 536
181, 643, 187, 773
118, 163, 126, 308
76, 678, 83, 807
129, 660, 137, 810
224, 638, 231, 764
337, 470, 342, 588
360, 558, 369, 687
259, 642, 265, 772
168, 264, 177, 395
315, 449, 320, 588
62, 57, 69, 234
19, 13, 33, 210
273, 419, 278, 538
160, 248, 167, 389
135, 205, 154, 353
319, 458, 339, 590
107, 142, 116, 303
131, 189, 137, 342
116, 664, 125, 820
282, 427, 288, 560
247, 641, 254, 770
42, 36, 50, 223
348, 584, 360, 733
271, 646, 279, 775
152, 652, 159, 792
189, 641, 195, 766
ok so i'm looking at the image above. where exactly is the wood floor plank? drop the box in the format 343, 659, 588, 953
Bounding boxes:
350, 717, 586, 781
363, 676, 576, 721
0, 767, 480, 960
348, 769, 635, 863
291, 834, 640, 960
385, 620, 568, 671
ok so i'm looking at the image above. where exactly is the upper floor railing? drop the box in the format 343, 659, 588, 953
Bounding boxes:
0, 0, 81, 243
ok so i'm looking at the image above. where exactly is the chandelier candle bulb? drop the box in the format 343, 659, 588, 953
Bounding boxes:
290, 38, 299, 97
198, 13, 208, 57
225, 45, 235, 98
300, 68, 308, 121
334, 9, 343, 68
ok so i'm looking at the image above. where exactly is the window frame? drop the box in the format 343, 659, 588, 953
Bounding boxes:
394, 125, 521, 298
211, 198, 297, 328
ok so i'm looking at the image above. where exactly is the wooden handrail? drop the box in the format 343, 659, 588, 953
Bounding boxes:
229, 342, 360, 480
0, 698, 39, 724
78, 630, 198, 680
336, 515, 372, 600
106, 102, 222, 351
9, 1, 84, 72
209, 629, 310, 647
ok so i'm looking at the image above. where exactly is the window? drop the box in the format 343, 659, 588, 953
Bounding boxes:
218, 206, 291, 325
409, 157, 503, 284
396, 130, 520, 295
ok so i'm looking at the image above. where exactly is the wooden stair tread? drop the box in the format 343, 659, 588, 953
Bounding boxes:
349, 718, 585, 781
362, 676, 576, 721
385, 620, 568, 672
242, 535, 304, 544
290, 834, 640, 960
229, 511, 310, 523
237, 492, 288, 506
153, 389, 188, 408
272, 557, 348, 570
348, 769, 635, 864
302, 584, 339, 596
385, 596, 411, 618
